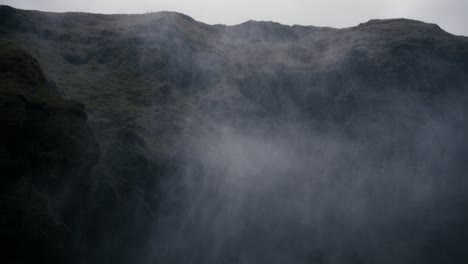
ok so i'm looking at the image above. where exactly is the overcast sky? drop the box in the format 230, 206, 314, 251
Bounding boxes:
1, 0, 467, 36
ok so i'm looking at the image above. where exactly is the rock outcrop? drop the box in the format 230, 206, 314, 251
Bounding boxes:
0, 41, 99, 264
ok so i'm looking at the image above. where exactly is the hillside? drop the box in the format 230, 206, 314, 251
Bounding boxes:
1, 5, 468, 264
0, 40, 99, 263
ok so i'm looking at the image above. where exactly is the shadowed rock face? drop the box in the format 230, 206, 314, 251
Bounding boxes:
0, 41, 100, 264
1, 5, 468, 264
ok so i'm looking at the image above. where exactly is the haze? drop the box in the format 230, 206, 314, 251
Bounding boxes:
1, 0, 467, 36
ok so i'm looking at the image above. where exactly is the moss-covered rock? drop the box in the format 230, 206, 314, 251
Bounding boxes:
0, 41, 99, 264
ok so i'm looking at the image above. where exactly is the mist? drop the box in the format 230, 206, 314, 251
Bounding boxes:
111, 15, 468, 263
1, 5, 468, 264
147, 81, 468, 263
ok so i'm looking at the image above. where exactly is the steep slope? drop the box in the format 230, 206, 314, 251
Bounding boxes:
1, 5, 468, 264
0, 41, 100, 263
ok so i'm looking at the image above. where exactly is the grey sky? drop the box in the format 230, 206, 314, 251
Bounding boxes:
1, 0, 467, 36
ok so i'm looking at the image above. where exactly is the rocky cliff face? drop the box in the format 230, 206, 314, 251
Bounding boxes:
0, 41, 99, 263
1, 5, 468, 264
